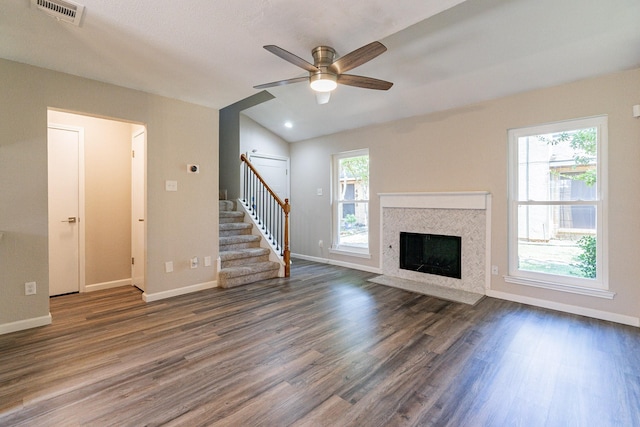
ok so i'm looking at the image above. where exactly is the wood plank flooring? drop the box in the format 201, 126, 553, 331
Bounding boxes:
1, 258, 639, 426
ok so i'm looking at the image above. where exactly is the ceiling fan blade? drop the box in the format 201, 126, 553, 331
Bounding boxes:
337, 74, 393, 90
315, 92, 331, 105
263, 45, 319, 72
329, 41, 387, 74
253, 76, 309, 90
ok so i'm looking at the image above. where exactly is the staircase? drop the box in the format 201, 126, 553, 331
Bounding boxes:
218, 200, 281, 288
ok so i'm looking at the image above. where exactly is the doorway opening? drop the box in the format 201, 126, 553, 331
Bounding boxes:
47, 109, 146, 296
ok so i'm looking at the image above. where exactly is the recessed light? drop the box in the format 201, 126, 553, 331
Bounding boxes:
284, 121, 293, 128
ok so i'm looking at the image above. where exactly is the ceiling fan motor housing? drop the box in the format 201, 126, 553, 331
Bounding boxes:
312, 46, 336, 66
310, 46, 338, 92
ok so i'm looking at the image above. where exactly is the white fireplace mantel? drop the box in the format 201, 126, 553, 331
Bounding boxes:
378, 191, 490, 210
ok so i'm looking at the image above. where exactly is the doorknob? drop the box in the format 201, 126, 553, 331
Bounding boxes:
61, 217, 77, 223
138, 219, 144, 222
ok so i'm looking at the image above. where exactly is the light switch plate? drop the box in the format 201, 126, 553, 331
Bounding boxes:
165, 180, 178, 191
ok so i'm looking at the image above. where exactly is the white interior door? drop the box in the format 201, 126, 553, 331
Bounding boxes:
48, 125, 84, 296
249, 153, 290, 201
131, 130, 146, 291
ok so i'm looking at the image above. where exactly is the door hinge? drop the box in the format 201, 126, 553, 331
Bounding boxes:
132, 257, 135, 265
132, 150, 135, 158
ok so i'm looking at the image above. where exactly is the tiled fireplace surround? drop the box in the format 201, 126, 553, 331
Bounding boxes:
379, 192, 492, 296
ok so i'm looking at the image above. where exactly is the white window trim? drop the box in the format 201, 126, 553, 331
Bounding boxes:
331, 148, 370, 256
507, 116, 611, 298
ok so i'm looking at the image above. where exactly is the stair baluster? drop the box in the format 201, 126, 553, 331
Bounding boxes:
239, 154, 290, 277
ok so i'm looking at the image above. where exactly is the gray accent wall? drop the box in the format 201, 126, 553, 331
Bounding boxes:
219, 92, 274, 201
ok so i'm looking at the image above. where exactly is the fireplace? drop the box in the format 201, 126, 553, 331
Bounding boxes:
379, 192, 491, 296
400, 232, 462, 279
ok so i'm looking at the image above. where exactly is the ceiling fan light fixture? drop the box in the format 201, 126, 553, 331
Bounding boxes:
309, 73, 337, 92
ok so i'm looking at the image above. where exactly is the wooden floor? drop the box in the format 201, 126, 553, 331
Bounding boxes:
1, 259, 639, 426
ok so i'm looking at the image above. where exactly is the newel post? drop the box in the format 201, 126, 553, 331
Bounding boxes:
284, 198, 291, 277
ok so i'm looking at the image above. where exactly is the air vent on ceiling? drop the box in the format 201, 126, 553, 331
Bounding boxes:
31, 0, 85, 26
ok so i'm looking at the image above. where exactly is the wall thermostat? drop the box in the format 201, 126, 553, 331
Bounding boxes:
187, 164, 200, 173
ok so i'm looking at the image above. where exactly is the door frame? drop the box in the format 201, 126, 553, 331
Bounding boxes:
131, 128, 146, 291
48, 123, 86, 294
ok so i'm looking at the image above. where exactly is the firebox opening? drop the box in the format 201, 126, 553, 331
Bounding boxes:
399, 232, 462, 279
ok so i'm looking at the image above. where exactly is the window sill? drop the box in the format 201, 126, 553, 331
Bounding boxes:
504, 275, 615, 299
328, 247, 371, 259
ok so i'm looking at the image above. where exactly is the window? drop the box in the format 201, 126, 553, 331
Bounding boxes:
332, 149, 370, 256
507, 116, 612, 298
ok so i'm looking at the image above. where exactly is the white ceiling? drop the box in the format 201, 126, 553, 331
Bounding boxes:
2, 0, 639, 142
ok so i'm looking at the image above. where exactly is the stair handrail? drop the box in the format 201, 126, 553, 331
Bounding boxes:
240, 153, 290, 277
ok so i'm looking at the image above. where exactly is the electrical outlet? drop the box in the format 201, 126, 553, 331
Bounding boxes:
190, 257, 199, 269
491, 265, 499, 275
204, 256, 212, 267
318, 240, 323, 248
25, 281, 36, 295
165, 261, 174, 273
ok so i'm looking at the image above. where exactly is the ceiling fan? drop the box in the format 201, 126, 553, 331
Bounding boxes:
254, 41, 393, 104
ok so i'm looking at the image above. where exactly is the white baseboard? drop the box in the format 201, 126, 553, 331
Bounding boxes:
85, 278, 131, 292
0, 313, 52, 335
142, 280, 217, 303
291, 253, 382, 275
486, 289, 640, 327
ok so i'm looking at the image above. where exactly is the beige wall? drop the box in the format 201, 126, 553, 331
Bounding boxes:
48, 111, 133, 287
291, 68, 640, 323
240, 114, 290, 159
0, 59, 219, 330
